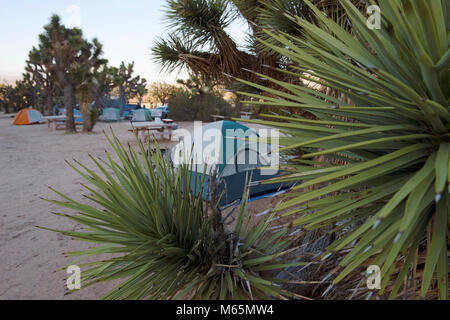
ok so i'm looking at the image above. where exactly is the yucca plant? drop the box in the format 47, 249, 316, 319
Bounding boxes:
152, 0, 367, 85
234, 0, 449, 299
40, 130, 301, 299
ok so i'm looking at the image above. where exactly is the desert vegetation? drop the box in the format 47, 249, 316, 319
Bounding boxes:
35, 0, 450, 300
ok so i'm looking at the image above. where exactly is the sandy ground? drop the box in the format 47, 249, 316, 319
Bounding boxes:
0, 113, 274, 300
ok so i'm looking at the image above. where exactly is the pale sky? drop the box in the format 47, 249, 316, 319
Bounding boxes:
0, 0, 248, 84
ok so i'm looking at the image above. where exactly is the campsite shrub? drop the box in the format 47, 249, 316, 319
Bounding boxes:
90, 106, 98, 128
168, 90, 237, 122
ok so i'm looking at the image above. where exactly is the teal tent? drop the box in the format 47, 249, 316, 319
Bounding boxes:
73, 109, 83, 122
132, 109, 152, 122
102, 108, 120, 121
171, 121, 288, 206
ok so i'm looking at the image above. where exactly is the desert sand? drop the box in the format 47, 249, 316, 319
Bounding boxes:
0, 113, 274, 299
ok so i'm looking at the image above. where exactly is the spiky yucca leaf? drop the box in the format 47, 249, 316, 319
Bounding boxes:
236, 0, 449, 299
254, 0, 367, 55
41, 130, 300, 300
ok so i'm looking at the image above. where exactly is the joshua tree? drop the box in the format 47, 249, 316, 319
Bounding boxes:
147, 82, 179, 106
4, 77, 42, 112
0, 84, 7, 113
176, 74, 220, 95
38, 15, 83, 132
110, 61, 143, 107
91, 65, 115, 112
19, 72, 41, 110
71, 38, 108, 132
151, 0, 366, 86
0, 84, 19, 113
152, 0, 257, 84
38, 15, 107, 132
26, 46, 56, 115
134, 78, 148, 106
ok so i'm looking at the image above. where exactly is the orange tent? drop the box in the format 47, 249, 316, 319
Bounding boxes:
13, 108, 45, 125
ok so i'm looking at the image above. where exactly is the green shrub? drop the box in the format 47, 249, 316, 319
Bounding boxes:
169, 90, 236, 121
90, 106, 98, 128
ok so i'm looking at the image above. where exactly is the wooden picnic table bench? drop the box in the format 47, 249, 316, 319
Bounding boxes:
240, 112, 253, 120
44, 116, 83, 130
211, 115, 225, 121
129, 121, 177, 141
44, 116, 66, 129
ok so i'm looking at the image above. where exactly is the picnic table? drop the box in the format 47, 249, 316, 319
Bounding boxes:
44, 116, 83, 130
240, 112, 253, 120
44, 116, 66, 128
211, 115, 225, 121
129, 121, 177, 141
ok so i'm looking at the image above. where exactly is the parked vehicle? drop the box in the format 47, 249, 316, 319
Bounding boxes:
153, 105, 169, 119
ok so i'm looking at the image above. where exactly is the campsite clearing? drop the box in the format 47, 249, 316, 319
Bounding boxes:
0, 114, 274, 299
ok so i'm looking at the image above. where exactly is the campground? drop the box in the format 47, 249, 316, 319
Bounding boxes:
0, 113, 274, 299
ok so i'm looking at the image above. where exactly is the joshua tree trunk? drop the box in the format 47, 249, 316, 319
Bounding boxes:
46, 88, 54, 115
93, 85, 103, 114
63, 84, 76, 132
77, 87, 94, 132
119, 85, 126, 107
94, 96, 102, 114
56, 69, 76, 132
234, 95, 243, 116
79, 101, 92, 132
